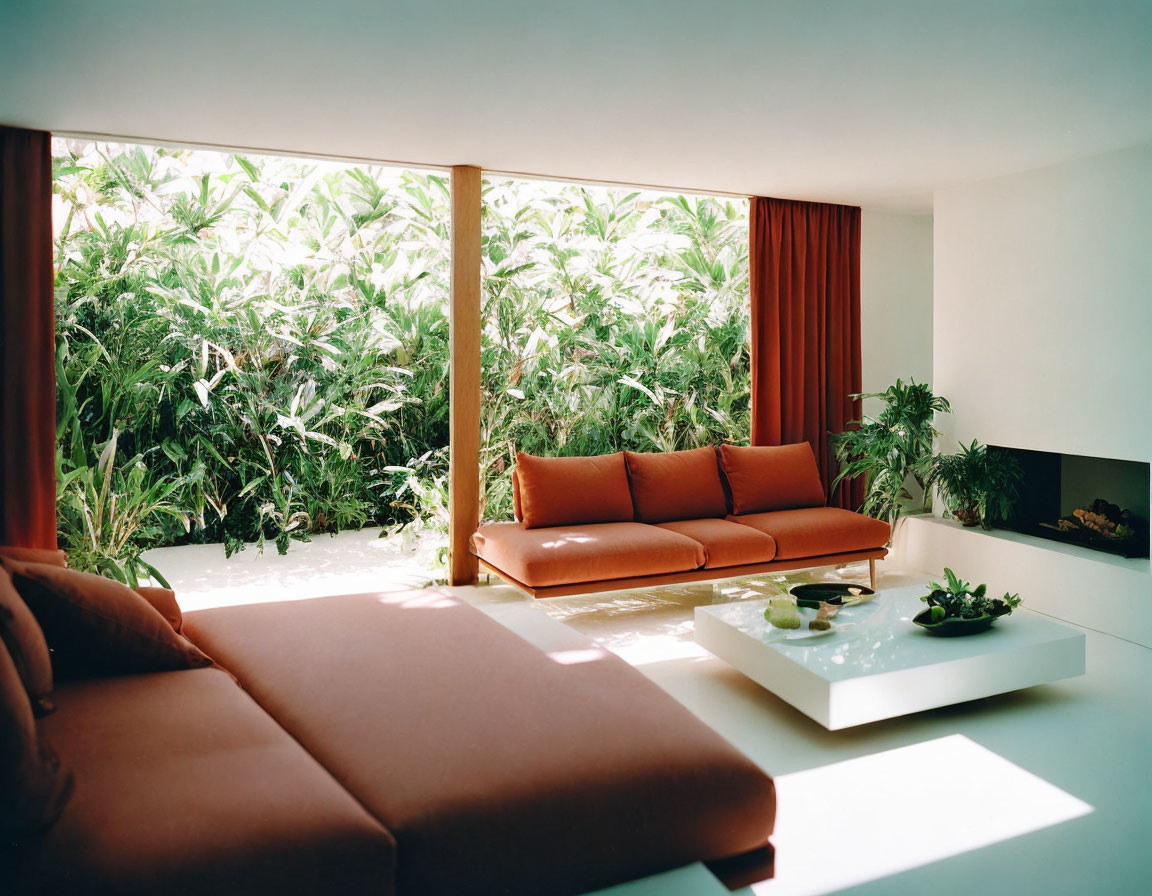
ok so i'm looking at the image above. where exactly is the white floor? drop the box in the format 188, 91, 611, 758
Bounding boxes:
153, 540, 1152, 895
455, 564, 1152, 896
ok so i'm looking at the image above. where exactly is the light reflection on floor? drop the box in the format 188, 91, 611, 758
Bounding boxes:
536, 564, 881, 666
490, 563, 1104, 896
746, 735, 1093, 896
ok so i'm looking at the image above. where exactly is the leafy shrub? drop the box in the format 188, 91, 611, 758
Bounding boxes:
831, 379, 951, 524
53, 140, 451, 565
52, 141, 750, 574
479, 181, 750, 518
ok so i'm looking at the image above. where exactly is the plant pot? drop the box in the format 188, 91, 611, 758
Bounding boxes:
912, 608, 997, 636
953, 507, 981, 527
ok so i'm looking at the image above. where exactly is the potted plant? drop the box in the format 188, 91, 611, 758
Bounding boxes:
831, 379, 951, 525
914, 568, 1021, 636
926, 440, 1023, 528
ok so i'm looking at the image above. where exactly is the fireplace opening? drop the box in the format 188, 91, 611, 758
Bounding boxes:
990, 447, 1150, 559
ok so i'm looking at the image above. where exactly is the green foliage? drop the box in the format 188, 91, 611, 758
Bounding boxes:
921, 568, 1021, 619
55, 430, 186, 588
479, 180, 750, 519
831, 379, 952, 524
926, 440, 1023, 529
54, 140, 452, 561
52, 141, 751, 573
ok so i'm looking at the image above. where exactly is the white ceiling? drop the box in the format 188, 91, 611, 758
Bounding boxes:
2, 1, 1150, 211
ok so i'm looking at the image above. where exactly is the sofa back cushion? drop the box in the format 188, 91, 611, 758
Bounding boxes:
512, 469, 523, 522
134, 586, 183, 633
0, 545, 69, 568
515, 451, 634, 529
3, 560, 213, 678
0, 565, 54, 712
624, 447, 728, 523
719, 443, 826, 514
0, 642, 73, 842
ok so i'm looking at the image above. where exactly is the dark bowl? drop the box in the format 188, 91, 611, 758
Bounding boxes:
789, 582, 874, 608
912, 608, 997, 636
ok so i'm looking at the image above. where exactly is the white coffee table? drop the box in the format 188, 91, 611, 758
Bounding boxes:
694, 585, 1085, 729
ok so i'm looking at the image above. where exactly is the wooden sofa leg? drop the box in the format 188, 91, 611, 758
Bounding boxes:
868, 558, 877, 590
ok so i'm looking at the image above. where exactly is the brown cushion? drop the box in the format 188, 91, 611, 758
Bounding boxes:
5, 667, 396, 895
729, 507, 891, 559
624, 447, 728, 523
720, 443, 826, 514
656, 518, 777, 569
0, 545, 68, 568
2, 560, 213, 678
472, 521, 705, 587
135, 586, 182, 633
0, 643, 72, 843
183, 595, 776, 896
511, 469, 523, 522
0, 565, 54, 712
515, 451, 634, 529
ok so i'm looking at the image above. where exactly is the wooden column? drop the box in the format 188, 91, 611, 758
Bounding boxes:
449, 166, 482, 584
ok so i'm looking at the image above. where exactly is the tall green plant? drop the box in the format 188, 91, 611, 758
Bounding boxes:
926, 440, 1023, 528
831, 379, 952, 524
56, 431, 188, 587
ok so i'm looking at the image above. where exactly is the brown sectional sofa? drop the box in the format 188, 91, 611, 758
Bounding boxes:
183, 594, 777, 895
9, 666, 396, 895
2, 550, 777, 895
473, 443, 891, 598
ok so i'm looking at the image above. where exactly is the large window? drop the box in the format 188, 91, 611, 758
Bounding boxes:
52, 139, 450, 575
51, 141, 750, 580
480, 177, 750, 519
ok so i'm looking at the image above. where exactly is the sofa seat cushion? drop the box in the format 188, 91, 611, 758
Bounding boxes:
730, 507, 891, 559
472, 521, 705, 587
2, 667, 396, 896
183, 595, 776, 896
656, 519, 777, 569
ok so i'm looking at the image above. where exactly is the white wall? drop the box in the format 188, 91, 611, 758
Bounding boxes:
933, 141, 1152, 463
908, 142, 1152, 630
860, 211, 934, 418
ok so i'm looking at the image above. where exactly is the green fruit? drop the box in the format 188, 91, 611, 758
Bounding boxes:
766, 606, 802, 629
808, 619, 831, 631
929, 605, 946, 623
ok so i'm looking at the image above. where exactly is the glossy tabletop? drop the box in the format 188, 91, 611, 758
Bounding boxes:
694, 584, 1086, 729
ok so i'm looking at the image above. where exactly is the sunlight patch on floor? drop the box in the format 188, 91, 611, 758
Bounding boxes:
141, 526, 444, 611
749, 735, 1093, 896
593, 862, 730, 895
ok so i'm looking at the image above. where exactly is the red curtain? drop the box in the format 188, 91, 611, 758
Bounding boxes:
0, 125, 57, 548
749, 196, 862, 510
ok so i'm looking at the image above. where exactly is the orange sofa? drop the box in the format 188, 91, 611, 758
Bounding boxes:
472, 443, 890, 598
3, 550, 776, 895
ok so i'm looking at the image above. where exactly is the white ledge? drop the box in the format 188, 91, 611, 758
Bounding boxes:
913, 516, 1149, 575
896, 514, 1150, 648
